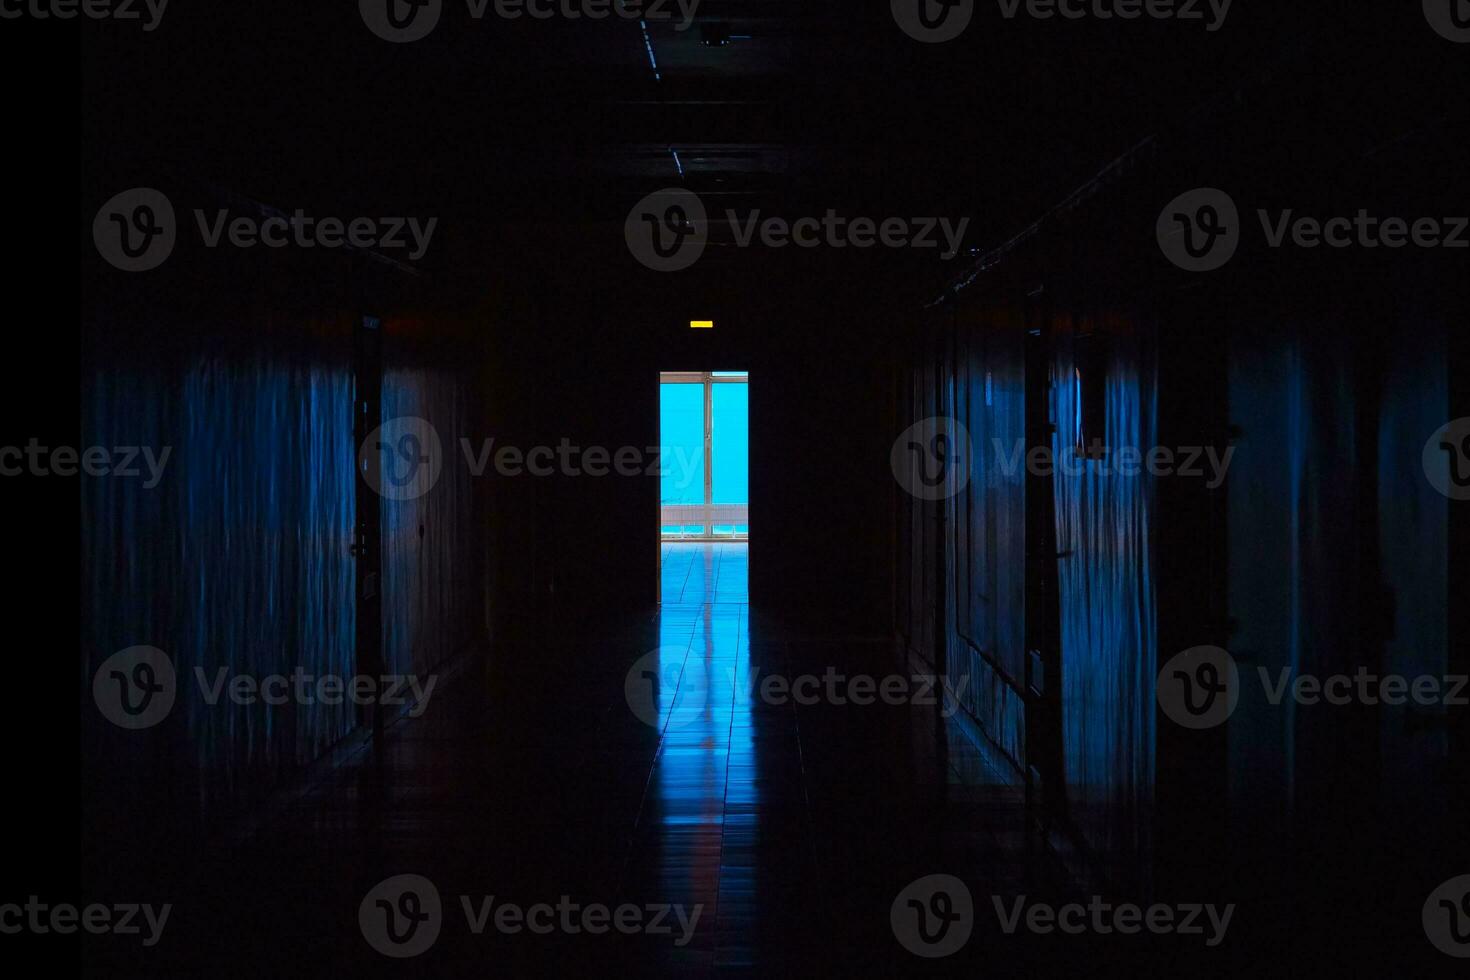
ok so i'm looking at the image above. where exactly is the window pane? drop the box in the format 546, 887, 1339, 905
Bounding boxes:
660, 382, 705, 508
711, 383, 748, 507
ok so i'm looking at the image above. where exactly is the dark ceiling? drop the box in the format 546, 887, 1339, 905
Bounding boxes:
82, 2, 1462, 286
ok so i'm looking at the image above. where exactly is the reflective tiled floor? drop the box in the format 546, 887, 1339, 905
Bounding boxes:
640, 543, 788, 971
659, 540, 749, 605
95, 544, 1073, 976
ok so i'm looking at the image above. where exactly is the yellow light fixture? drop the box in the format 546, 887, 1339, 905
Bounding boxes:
690, 319, 714, 329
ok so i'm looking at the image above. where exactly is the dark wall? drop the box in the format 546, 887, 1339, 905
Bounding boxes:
904, 255, 1163, 894
896, 67, 1465, 918
81, 174, 488, 882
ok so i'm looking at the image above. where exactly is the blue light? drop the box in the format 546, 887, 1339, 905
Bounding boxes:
639, 19, 661, 82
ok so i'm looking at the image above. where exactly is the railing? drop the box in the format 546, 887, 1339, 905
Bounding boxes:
661, 503, 749, 539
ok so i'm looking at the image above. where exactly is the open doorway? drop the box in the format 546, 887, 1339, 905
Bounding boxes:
659, 371, 748, 605
660, 371, 748, 540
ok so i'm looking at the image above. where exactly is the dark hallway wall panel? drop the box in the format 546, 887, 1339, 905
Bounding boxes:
1375, 322, 1451, 790
83, 338, 361, 826
1049, 312, 1158, 886
900, 289, 1162, 892
903, 285, 1163, 885
897, 338, 940, 664
942, 299, 1029, 769
381, 359, 483, 678
82, 191, 488, 859
893, 74, 1464, 908
1224, 319, 1376, 843
174, 354, 360, 771
1224, 283, 1458, 895
964, 307, 1028, 687
1371, 309, 1454, 898
1222, 327, 1306, 837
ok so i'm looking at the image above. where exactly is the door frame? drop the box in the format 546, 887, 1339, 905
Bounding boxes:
352, 313, 385, 765
658, 370, 749, 541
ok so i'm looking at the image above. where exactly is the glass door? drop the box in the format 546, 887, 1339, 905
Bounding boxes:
660, 371, 748, 539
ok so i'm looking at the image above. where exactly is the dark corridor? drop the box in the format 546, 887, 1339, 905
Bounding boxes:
20, 1, 1470, 976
